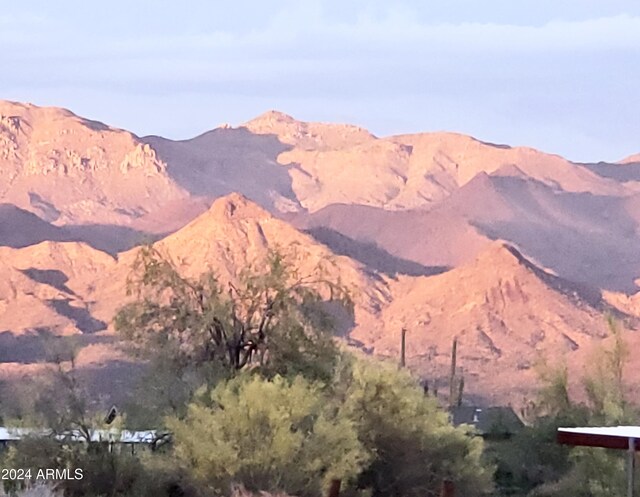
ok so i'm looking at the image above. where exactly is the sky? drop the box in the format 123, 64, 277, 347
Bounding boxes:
1, 0, 639, 162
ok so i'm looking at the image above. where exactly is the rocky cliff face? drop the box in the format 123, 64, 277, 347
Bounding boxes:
0, 100, 186, 225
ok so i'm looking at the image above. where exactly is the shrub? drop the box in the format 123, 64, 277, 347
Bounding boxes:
335, 355, 493, 497
167, 374, 368, 497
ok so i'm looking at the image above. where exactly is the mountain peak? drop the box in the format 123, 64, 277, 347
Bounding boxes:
483, 239, 524, 258
243, 111, 376, 151
0, 99, 78, 123
246, 110, 297, 126
473, 240, 539, 272
207, 192, 271, 220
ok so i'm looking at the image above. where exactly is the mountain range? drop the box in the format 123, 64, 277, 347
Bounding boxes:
1, 99, 639, 406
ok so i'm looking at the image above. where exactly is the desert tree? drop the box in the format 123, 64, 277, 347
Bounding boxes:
5, 337, 113, 442
332, 353, 493, 497
114, 245, 353, 419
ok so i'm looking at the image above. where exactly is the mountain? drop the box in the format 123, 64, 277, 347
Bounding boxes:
295, 170, 640, 292
0, 194, 397, 410
120, 193, 393, 325
5, 100, 634, 233
0, 100, 188, 225
0, 238, 127, 399
0, 193, 387, 405
0, 193, 394, 346
2, 193, 632, 405
242, 111, 630, 211
0, 241, 116, 336
142, 124, 302, 214
359, 241, 631, 403
2, 100, 640, 405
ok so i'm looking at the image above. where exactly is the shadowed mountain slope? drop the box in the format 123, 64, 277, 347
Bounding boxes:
294, 170, 640, 291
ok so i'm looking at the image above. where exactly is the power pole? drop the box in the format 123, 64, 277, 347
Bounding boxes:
400, 328, 407, 368
448, 338, 458, 407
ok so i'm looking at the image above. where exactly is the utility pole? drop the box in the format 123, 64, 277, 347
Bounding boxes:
448, 338, 458, 407
400, 328, 406, 368
628, 438, 635, 497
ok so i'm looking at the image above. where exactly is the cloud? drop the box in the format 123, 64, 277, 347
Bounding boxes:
98, 12, 640, 56
6, 6, 640, 62
329, 13, 640, 51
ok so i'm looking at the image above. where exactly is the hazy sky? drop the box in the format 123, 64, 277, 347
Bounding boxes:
1, 0, 639, 162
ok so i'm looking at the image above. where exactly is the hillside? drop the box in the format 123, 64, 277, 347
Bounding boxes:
0, 241, 117, 336
4, 194, 632, 405
117, 193, 393, 325
0, 203, 66, 248
0, 194, 394, 367
360, 241, 631, 403
242, 111, 630, 211
5, 100, 634, 231
3, 100, 639, 281
295, 171, 640, 291
0, 100, 188, 225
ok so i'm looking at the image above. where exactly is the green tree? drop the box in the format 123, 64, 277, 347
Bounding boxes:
581, 316, 630, 425
335, 354, 493, 497
115, 246, 351, 420
167, 373, 369, 497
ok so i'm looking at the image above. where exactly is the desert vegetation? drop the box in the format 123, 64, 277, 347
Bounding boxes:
488, 319, 640, 497
0, 249, 637, 497
0, 250, 492, 497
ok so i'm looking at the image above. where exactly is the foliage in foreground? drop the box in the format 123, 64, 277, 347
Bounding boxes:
490, 319, 639, 497
168, 355, 493, 497
115, 246, 351, 424
168, 374, 368, 497
0, 437, 147, 497
336, 355, 493, 497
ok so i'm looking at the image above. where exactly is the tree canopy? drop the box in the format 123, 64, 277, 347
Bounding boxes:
115, 246, 353, 421
168, 374, 369, 497
335, 354, 493, 497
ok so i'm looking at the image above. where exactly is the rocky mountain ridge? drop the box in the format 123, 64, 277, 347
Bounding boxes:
1, 100, 640, 404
